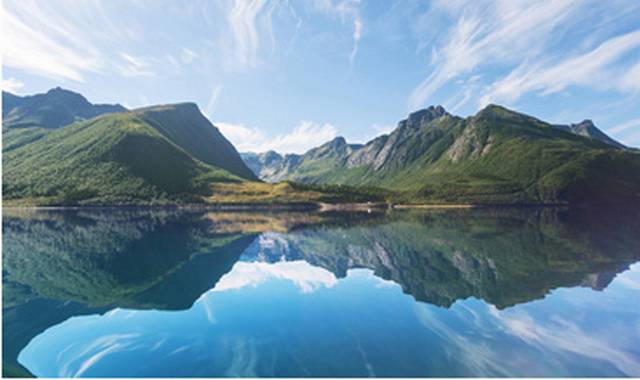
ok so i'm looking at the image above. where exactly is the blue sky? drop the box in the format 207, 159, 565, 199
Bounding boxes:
3, 0, 640, 152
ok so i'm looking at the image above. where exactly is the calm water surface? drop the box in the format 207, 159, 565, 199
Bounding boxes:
3, 208, 640, 377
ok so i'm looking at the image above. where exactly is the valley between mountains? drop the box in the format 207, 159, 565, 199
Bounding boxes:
3, 88, 640, 207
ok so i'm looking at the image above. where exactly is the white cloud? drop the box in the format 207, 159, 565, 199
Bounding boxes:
2, 2, 104, 82
117, 52, 155, 77
313, 0, 363, 64
618, 61, 640, 93
349, 18, 362, 64
609, 117, 640, 135
216, 120, 338, 154
480, 30, 640, 106
223, 0, 270, 68
2, 77, 25, 93
205, 85, 223, 118
180, 47, 199, 64
408, 0, 582, 110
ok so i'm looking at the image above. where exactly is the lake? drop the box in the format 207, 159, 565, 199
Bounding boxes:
3, 207, 640, 377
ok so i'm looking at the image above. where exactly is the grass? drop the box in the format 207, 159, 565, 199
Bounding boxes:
206, 181, 388, 205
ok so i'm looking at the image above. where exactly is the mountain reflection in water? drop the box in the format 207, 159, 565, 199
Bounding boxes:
3, 207, 640, 377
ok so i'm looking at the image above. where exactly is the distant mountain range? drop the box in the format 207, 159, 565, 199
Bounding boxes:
3, 87, 640, 206
3, 87, 126, 129
242, 105, 639, 205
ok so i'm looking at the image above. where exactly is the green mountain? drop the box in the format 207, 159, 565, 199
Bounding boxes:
3, 102, 258, 206
244, 105, 640, 205
3, 87, 126, 129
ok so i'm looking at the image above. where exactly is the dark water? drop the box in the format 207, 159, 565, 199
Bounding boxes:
3, 207, 640, 377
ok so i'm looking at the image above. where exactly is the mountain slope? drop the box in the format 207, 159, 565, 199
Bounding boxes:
251, 105, 639, 205
2, 87, 126, 129
130, 103, 257, 180
3, 104, 253, 205
554, 119, 625, 148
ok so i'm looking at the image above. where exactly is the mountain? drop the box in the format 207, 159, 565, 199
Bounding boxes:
3, 102, 258, 205
241, 137, 364, 182
246, 105, 640, 205
554, 119, 625, 148
241, 150, 285, 179
3, 87, 126, 129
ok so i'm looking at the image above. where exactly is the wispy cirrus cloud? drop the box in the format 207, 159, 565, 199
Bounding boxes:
608, 117, 640, 146
408, 0, 640, 113
312, 0, 363, 65
480, 30, 640, 106
225, 0, 270, 68
2, 0, 151, 82
215, 120, 337, 154
216, 0, 292, 70
2, 1, 104, 82
408, 0, 581, 110
205, 85, 224, 117
180, 47, 199, 64
117, 53, 155, 77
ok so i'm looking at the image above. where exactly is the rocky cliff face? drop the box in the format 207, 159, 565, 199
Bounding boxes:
241, 137, 363, 182
240, 104, 637, 206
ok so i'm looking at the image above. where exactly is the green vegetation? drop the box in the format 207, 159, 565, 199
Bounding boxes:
260, 105, 640, 205
3, 110, 244, 206
2, 127, 49, 152
206, 181, 388, 204
5, 88, 639, 206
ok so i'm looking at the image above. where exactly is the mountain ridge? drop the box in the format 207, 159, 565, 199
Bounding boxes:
3, 102, 257, 205
3, 87, 127, 129
241, 104, 639, 205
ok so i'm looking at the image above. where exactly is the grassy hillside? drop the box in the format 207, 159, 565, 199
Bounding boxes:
264, 105, 640, 205
131, 103, 257, 180
2, 103, 375, 206
3, 108, 246, 206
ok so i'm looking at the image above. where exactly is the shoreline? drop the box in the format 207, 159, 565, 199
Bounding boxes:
1, 202, 569, 211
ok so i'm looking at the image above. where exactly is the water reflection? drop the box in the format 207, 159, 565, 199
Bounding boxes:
3, 207, 640, 377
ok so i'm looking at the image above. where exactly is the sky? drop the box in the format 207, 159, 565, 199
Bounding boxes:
2, 0, 640, 152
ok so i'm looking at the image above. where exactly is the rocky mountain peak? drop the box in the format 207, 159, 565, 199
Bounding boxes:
327, 136, 347, 147
573, 119, 595, 128
401, 105, 449, 129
